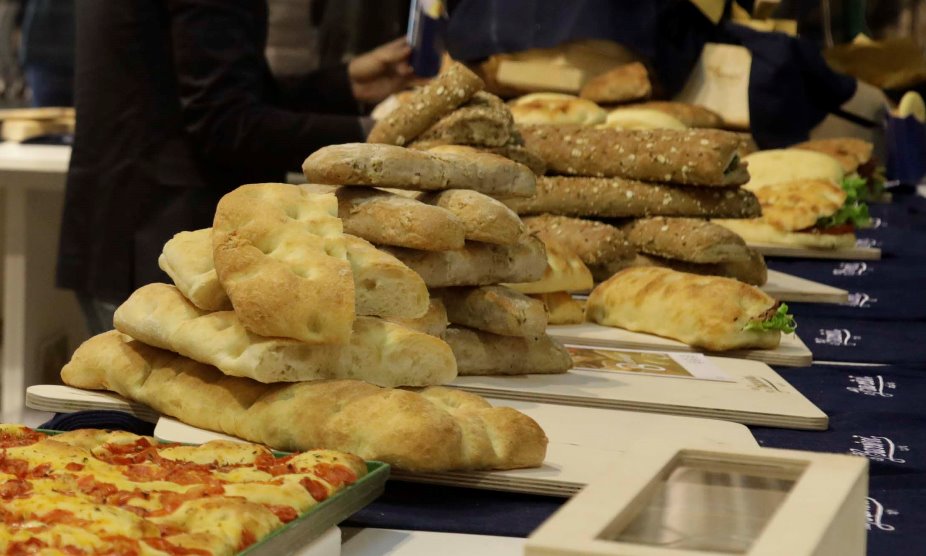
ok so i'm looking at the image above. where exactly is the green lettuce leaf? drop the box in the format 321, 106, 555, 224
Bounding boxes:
815, 175, 871, 228
744, 304, 797, 334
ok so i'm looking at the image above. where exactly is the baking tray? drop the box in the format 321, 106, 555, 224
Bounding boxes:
32, 427, 388, 554
761, 269, 848, 304
750, 242, 881, 261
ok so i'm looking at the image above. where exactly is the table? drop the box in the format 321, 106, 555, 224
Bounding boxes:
0, 143, 87, 421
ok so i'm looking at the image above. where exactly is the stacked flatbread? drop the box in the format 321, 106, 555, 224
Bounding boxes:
61, 126, 553, 470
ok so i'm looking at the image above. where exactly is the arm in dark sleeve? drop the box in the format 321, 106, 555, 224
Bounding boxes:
167, 0, 364, 175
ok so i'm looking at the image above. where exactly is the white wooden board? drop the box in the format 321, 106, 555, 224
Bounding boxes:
452, 355, 827, 431
751, 242, 881, 261
342, 528, 522, 556
26, 385, 757, 498
761, 270, 848, 304
548, 324, 812, 367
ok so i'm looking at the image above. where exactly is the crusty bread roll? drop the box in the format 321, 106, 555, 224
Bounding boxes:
530, 291, 585, 325
417, 188, 525, 245
386, 299, 449, 337
518, 125, 750, 187
367, 62, 484, 146
303, 143, 536, 198
586, 267, 782, 351
432, 286, 547, 338
114, 284, 455, 386
159, 229, 233, 311
212, 184, 354, 344
628, 251, 768, 287
622, 217, 751, 264
630, 101, 724, 129
508, 93, 606, 126
442, 326, 573, 375
505, 176, 761, 219
579, 62, 651, 104
161, 229, 428, 319
415, 91, 514, 147
522, 215, 634, 267
506, 237, 594, 294
62, 331, 546, 472
382, 234, 547, 287
302, 184, 465, 251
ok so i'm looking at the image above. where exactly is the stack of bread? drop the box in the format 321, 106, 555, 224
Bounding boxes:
335, 62, 573, 376
59, 69, 564, 471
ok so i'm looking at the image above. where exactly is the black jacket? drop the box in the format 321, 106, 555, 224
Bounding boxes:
57, 0, 365, 303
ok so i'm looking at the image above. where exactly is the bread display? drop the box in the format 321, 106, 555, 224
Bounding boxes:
518, 125, 750, 186
508, 93, 607, 125
415, 91, 514, 147
622, 217, 751, 264
212, 183, 354, 344
506, 237, 594, 294
629, 251, 768, 287
386, 298, 449, 337
161, 229, 428, 319
62, 331, 547, 472
417, 188, 525, 245
302, 184, 466, 251
367, 61, 484, 145
630, 101, 725, 128
303, 143, 536, 197
522, 214, 635, 268
505, 176, 761, 219
586, 267, 796, 351
578, 62, 652, 104
382, 234, 548, 287
530, 291, 585, 325
113, 284, 455, 387
442, 326, 573, 375
432, 285, 548, 338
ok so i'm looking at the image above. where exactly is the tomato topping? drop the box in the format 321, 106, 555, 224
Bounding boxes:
299, 477, 329, 502
65, 462, 85, 472
313, 463, 357, 488
41, 509, 90, 527
77, 475, 118, 502
238, 529, 258, 551
143, 537, 212, 556
255, 452, 296, 476
0, 478, 32, 499
0, 452, 30, 478
27, 462, 53, 478
99, 535, 142, 556
148, 484, 225, 517
7, 537, 48, 555
0, 427, 45, 448
266, 504, 299, 523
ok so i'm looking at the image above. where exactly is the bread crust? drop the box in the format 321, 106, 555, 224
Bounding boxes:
622, 217, 751, 264
631, 101, 724, 128
506, 236, 594, 294
417, 188, 525, 245
432, 285, 548, 337
508, 93, 607, 125
61, 331, 547, 472
367, 62, 484, 145
522, 215, 634, 267
518, 125, 749, 186
579, 62, 652, 104
442, 326, 572, 375
415, 91, 514, 147
628, 251, 768, 286
530, 291, 585, 325
505, 176, 761, 219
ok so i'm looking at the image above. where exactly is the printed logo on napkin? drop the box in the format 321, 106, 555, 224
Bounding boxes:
566, 345, 733, 382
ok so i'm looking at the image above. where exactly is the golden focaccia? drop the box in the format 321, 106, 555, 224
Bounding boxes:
742, 149, 844, 190
530, 291, 585, 325
751, 179, 847, 231
586, 267, 782, 351
508, 93, 607, 125
506, 237, 594, 294
712, 218, 857, 250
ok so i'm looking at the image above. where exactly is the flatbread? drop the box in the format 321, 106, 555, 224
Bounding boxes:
508, 93, 606, 125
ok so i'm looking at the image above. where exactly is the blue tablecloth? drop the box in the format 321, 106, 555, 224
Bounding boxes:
38, 191, 926, 554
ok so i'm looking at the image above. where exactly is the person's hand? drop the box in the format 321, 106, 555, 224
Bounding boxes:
348, 37, 414, 104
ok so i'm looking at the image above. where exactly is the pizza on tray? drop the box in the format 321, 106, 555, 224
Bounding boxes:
0, 424, 366, 555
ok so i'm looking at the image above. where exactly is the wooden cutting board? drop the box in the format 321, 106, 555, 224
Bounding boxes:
751, 242, 881, 261
547, 324, 812, 367
24, 385, 757, 498
761, 270, 848, 304
451, 354, 827, 431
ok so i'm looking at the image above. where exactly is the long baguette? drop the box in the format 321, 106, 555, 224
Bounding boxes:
303, 184, 465, 251
367, 62, 484, 145
416, 188, 525, 245
432, 286, 547, 338
62, 331, 547, 472
442, 326, 572, 375
504, 176, 761, 218
303, 143, 536, 197
522, 214, 634, 267
414, 142, 547, 176
622, 217, 751, 264
382, 235, 547, 287
518, 125, 749, 186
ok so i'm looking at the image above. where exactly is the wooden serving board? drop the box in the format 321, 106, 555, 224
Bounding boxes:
547, 324, 812, 367
452, 355, 827, 431
750, 242, 881, 261
761, 269, 848, 304
24, 385, 757, 498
